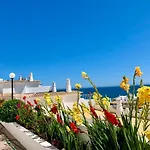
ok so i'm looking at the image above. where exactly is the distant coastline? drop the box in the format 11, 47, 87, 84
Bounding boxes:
58, 84, 150, 98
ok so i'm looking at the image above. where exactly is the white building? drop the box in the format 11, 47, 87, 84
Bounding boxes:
0, 73, 51, 94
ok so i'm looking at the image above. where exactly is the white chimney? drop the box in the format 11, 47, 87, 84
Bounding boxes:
19, 75, 22, 81
66, 78, 72, 92
29, 72, 34, 81
52, 82, 57, 92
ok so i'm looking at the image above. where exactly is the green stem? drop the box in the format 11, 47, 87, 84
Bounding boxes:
77, 89, 80, 106
87, 78, 104, 109
129, 74, 136, 123
134, 97, 139, 130
137, 106, 144, 131
143, 103, 150, 131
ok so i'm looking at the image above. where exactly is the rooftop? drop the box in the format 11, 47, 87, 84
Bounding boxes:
0, 80, 40, 83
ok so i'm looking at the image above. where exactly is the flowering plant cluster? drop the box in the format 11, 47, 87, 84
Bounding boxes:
80, 67, 150, 150
0, 67, 150, 150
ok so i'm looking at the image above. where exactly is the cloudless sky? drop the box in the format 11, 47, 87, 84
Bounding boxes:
0, 0, 150, 88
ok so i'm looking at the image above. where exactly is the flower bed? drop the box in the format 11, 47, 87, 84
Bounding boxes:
0, 66, 150, 150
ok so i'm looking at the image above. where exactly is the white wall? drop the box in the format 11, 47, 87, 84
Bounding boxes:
2, 83, 11, 89
2, 82, 24, 94
3, 88, 15, 94
14, 83, 26, 94
25, 86, 51, 94
25, 82, 40, 87
0, 81, 43, 94
0, 84, 3, 93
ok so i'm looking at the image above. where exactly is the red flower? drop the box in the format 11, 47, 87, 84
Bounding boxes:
90, 106, 98, 118
103, 109, 122, 127
27, 101, 33, 107
34, 100, 38, 105
57, 114, 63, 125
15, 115, 20, 121
69, 122, 80, 133
17, 103, 21, 108
23, 96, 26, 100
51, 104, 58, 114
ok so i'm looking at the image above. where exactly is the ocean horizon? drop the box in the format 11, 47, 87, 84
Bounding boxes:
58, 85, 149, 98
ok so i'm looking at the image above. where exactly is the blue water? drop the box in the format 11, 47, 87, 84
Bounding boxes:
80, 86, 127, 98
58, 85, 148, 98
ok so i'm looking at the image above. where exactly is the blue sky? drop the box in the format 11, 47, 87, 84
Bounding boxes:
0, 0, 150, 88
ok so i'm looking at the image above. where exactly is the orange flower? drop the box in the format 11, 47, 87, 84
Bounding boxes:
135, 66, 143, 77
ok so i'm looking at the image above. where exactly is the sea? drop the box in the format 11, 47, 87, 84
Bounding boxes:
58, 85, 147, 99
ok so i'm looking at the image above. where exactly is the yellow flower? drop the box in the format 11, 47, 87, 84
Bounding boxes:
120, 76, 130, 93
102, 97, 110, 109
144, 130, 150, 141
93, 92, 102, 104
55, 95, 62, 103
93, 92, 102, 99
44, 93, 50, 99
66, 126, 71, 132
81, 102, 89, 113
44, 93, 48, 96
46, 99, 52, 106
123, 76, 129, 84
120, 79, 130, 92
72, 102, 80, 114
135, 66, 143, 77
137, 86, 150, 106
72, 113, 83, 125
36, 98, 40, 102
103, 100, 110, 106
75, 83, 81, 89
44, 93, 52, 106
81, 72, 88, 79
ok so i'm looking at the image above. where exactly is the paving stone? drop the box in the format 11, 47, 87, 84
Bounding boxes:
0, 134, 12, 150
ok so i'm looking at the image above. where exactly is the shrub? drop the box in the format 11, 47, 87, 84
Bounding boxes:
0, 99, 21, 122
